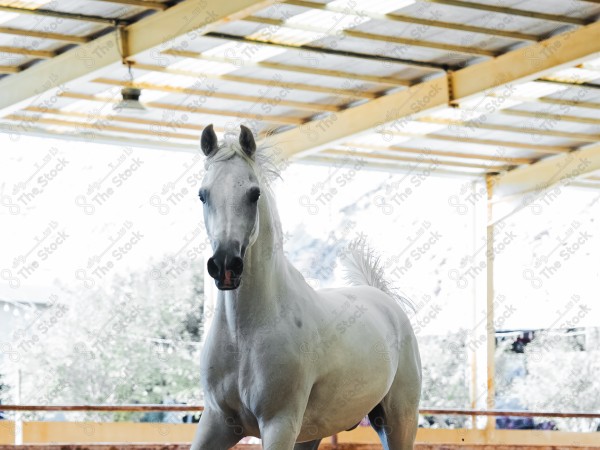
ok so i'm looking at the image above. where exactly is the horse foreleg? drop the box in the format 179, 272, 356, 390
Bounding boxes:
191, 409, 245, 450
259, 416, 303, 450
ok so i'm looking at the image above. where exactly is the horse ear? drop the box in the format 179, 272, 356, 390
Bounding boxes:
239, 125, 256, 159
201, 124, 218, 156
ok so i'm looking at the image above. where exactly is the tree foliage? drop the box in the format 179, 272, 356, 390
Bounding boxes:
497, 329, 600, 432
17, 256, 204, 421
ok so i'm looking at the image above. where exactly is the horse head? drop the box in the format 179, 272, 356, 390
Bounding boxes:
199, 124, 261, 290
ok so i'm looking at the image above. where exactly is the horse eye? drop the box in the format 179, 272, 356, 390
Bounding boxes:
199, 190, 206, 203
248, 187, 260, 203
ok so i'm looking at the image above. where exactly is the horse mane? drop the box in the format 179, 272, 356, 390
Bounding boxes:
342, 237, 415, 313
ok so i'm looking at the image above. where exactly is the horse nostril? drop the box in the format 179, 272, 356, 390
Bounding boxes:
228, 256, 244, 276
207, 257, 220, 279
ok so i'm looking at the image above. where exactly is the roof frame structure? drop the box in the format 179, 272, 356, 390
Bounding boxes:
0, 0, 599, 207
0, 0, 278, 116
267, 19, 600, 204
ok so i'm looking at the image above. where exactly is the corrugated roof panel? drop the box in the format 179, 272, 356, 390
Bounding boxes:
0, 0, 143, 19
509, 102, 600, 122
0, 34, 67, 51
168, 57, 237, 76
395, 120, 449, 134
545, 86, 600, 103
126, 60, 355, 105
203, 41, 286, 62
0, 52, 29, 65
253, 3, 313, 21
471, 81, 570, 104
248, 26, 324, 46
469, 0, 600, 19
349, 133, 412, 147
215, 19, 275, 39
396, 136, 542, 160
395, 2, 568, 37
225, 65, 385, 93
265, 48, 437, 79
0, 10, 20, 23
0, 13, 106, 36
127, 91, 312, 119
135, 71, 200, 89
310, 33, 476, 67
1, 1, 53, 9
480, 112, 600, 135
328, 0, 414, 15
544, 68, 600, 84
457, 95, 522, 113
351, 18, 516, 53
435, 126, 581, 148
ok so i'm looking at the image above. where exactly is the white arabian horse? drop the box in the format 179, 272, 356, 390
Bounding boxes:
192, 125, 421, 450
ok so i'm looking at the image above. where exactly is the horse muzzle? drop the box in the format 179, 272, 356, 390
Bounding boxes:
207, 247, 244, 291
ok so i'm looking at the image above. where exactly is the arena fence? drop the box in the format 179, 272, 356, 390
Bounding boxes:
1, 405, 599, 448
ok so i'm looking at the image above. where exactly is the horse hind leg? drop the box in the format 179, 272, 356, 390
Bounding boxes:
368, 356, 421, 450
293, 439, 321, 450
368, 329, 422, 450
368, 401, 418, 450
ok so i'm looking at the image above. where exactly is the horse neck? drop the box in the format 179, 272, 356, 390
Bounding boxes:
217, 189, 291, 332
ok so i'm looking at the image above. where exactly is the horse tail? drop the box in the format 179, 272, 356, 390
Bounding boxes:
342, 237, 415, 313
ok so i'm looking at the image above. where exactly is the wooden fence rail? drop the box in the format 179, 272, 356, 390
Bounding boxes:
2, 405, 600, 418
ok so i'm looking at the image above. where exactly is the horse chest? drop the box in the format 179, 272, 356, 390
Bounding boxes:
201, 329, 308, 418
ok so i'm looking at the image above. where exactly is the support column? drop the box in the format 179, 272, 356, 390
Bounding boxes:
485, 174, 496, 435
470, 178, 490, 430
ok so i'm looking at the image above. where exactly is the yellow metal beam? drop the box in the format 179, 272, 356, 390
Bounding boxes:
59, 91, 305, 125
0, 27, 90, 43
23, 106, 209, 132
5, 113, 198, 141
132, 62, 379, 99
0, 46, 56, 59
0, 65, 21, 74
450, 21, 600, 102
93, 77, 341, 112
490, 142, 600, 202
95, 0, 169, 10
270, 20, 600, 160
270, 76, 449, 159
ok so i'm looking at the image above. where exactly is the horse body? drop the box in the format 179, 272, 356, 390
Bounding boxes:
192, 125, 421, 450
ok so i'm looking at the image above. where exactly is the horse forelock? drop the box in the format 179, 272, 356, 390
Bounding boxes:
204, 135, 281, 184
203, 135, 284, 239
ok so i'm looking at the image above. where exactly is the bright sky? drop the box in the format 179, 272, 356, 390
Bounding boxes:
1, 132, 599, 334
